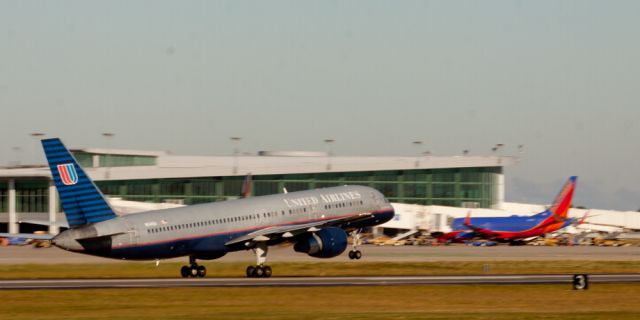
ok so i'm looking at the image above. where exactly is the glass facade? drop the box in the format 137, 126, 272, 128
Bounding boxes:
73, 152, 94, 168
15, 180, 49, 213
95, 167, 502, 208
71, 152, 157, 168
0, 181, 7, 213
99, 154, 156, 167
0, 165, 501, 228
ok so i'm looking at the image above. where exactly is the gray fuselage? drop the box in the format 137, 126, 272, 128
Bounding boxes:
53, 185, 394, 260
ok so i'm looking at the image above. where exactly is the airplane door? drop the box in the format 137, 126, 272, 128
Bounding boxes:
311, 204, 320, 219
124, 220, 139, 246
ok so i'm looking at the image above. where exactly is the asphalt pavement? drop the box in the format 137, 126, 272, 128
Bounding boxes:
1, 244, 639, 264
1, 274, 639, 289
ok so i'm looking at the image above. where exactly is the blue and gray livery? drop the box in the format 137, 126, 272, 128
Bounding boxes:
43, 138, 394, 278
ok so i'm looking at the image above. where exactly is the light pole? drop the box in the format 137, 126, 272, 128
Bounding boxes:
492, 143, 504, 155
102, 133, 115, 167
230, 137, 242, 175
324, 139, 335, 171
101, 133, 115, 179
412, 141, 423, 168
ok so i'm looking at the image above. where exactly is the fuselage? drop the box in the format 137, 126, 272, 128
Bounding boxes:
53, 185, 394, 260
440, 211, 575, 243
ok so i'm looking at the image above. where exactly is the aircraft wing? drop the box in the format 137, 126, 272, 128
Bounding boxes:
461, 212, 498, 238
460, 215, 503, 239
0, 233, 55, 240
225, 212, 372, 247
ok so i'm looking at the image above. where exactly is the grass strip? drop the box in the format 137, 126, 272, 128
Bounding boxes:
0, 284, 639, 320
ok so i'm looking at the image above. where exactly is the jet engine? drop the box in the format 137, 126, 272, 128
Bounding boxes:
293, 227, 348, 258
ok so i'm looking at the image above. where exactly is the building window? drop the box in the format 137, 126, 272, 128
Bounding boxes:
72, 152, 94, 168
0, 182, 7, 213
99, 154, 156, 167
15, 181, 49, 213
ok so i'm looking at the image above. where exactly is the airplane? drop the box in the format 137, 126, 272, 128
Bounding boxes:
431, 176, 578, 245
0, 138, 394, 278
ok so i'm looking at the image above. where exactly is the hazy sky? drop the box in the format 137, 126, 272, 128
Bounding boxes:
1, 1, 638, 210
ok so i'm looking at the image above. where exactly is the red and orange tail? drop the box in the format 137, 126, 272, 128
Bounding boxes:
241, 174, 253, 198
549, 176, 577, 220
463, 210, 476, 229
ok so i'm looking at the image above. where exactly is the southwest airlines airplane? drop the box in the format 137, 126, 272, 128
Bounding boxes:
432, 176, 578, 244
1, 139, 394, 278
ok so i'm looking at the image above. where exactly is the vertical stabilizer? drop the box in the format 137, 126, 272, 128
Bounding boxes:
241, 174, 252, 198
42, 138, 117, 228
548, 176, 577, 220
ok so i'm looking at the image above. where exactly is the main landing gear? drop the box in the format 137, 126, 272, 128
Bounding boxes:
246, 243, 272, 278
180, 256, 206, 278
348, 229, 363, 260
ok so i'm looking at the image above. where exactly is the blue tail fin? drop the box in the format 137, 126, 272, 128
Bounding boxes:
42, 138, 117, 228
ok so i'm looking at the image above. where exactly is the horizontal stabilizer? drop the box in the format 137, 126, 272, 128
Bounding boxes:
0, 233, 55, 240
18, 220, 70, 228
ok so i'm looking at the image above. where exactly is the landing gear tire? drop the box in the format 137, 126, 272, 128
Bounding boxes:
348, 250, 362, 260
263, 266, 272, 278
254, 265, 265, 278
181, 256, 206, 278
189, 266, 199, 278
246, 266, 255, 277
196, 265, 207, 278
180, 266, 190, 278
246, 265, 271, 278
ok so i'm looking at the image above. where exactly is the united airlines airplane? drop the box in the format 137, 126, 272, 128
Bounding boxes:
2, 138, 394, 278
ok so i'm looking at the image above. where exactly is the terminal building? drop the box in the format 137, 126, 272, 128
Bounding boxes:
0, 146, 517, 234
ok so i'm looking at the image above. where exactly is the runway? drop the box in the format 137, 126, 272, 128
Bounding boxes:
2, 274, 639, 290
2, 245, 639, 264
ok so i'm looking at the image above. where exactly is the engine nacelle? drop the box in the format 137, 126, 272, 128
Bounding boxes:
293, 227, 348, 258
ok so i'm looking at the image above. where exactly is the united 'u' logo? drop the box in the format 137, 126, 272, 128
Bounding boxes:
57, 163, 78, 186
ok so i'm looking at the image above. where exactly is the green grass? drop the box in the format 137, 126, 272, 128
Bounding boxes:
0, 260, 639, 279
1, 284, 639, 319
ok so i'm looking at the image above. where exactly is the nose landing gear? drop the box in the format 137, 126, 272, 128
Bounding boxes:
348, 229, 363, 260
348, 249, 362, 260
